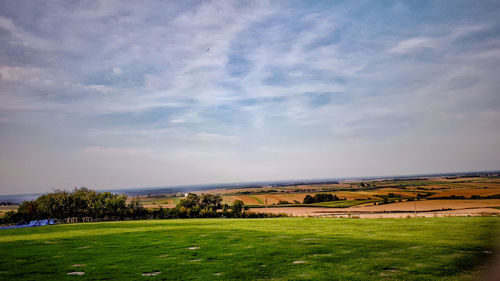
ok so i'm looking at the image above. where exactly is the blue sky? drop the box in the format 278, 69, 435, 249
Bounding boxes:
1, 0, 500, 194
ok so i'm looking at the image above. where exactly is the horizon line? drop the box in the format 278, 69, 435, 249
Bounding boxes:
1, 169, 498, 197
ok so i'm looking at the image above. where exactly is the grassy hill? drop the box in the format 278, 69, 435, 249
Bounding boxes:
1, 217, 499, 280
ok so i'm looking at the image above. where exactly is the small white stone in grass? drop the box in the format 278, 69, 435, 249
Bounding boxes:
67, 272, 85, 275
188, 247, 199, 250
213, 273, 223, 276
189, 259, 202, 262
293, 260, 306, 264
299, 238, 317, 241
142, 271, 161, 277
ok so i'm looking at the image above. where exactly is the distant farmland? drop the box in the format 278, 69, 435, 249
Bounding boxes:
2, 176, 499, 219
134, 176, 500, 218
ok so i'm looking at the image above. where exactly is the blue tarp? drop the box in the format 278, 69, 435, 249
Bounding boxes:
0, 219, 55, 230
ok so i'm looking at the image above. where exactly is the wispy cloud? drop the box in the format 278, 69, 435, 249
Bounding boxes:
0, 16, 53, 50
389, 24, 489, 54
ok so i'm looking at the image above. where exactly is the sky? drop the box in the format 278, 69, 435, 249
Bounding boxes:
1, 0, 500, 194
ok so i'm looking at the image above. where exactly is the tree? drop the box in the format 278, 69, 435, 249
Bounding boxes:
128, 196, 146, 218
232, 200, 244, 215
303, 195, 314, 204
178, 193, 200, 209
18, 200, 40, 220
199, 194, 222, 211
128, 196, 141, 210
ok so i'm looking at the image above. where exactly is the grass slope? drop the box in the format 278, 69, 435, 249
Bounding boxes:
1, 217, 499, 280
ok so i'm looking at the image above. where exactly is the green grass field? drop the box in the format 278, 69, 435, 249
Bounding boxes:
248, 195, 264, 204
1, 217, 499, 280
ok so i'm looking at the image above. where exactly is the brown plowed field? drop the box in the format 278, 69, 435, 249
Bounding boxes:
250, 203, 500, 218
250, 198, 500, 217
350, 199, 500, 211
427, 187, 500, 198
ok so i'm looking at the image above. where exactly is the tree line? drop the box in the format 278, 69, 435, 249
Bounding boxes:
0, 188, 284, 224
303, 193, 345, 204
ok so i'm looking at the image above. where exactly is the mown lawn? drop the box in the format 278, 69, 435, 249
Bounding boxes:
0, 217, 498, 280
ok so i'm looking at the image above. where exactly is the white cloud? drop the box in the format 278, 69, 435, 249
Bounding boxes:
86, 84, 114, 94
0, 66, 48, 83
112, 67, 122, 75
389, 37, 437, 54
389, 24, 489, 54
0, 16, 53, 50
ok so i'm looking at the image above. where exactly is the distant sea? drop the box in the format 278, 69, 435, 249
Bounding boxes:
1, 171, 498, 204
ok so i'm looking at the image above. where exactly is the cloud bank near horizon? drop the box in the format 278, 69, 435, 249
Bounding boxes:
1, 0, 500, 194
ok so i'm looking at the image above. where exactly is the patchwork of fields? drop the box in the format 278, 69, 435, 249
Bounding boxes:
3, 177, 500, 218
134, 176, 500, 218
1, 217, 499, 280
0, 206, 18, 217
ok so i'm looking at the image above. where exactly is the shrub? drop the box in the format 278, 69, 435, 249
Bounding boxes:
303, 195, 314, 204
